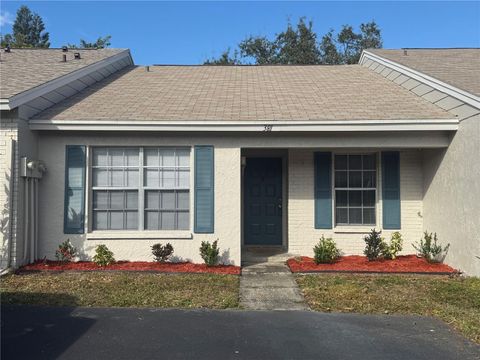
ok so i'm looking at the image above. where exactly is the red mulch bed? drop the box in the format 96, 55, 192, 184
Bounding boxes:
287, 255, 457, 274
20, 261, 241, 275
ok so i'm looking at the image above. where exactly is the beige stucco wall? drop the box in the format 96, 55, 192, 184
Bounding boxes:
288, 149, 424, 257
423, 111, 480, 276
37, 133, 242, 266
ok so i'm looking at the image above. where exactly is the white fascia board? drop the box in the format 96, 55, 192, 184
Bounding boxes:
5, 50, 132, 110
0, 100, 10, 110
29, 118, 459, 131
360, 51, 480, 109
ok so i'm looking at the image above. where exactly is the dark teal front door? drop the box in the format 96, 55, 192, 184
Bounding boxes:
244, 158, 283, 245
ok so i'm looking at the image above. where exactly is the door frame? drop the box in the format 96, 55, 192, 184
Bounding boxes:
241, 149, 288, 249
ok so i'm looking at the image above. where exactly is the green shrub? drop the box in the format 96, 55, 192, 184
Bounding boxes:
413, 231, 450, 263
382, 232, 403, 260
199, 240, 220, 267
313, 236, 340, 264
363, 229, 386, 261
151, 243, 174, 262
55, 239, 77, 262
93, 244, 115, 267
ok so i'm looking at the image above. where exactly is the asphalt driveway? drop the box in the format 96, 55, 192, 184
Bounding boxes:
2, 305, 478, 360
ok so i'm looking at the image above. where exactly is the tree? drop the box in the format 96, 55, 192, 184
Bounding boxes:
205, 18, 382, 65
2, 5, 50, 48
68, 35, 112, 49
204, 48, 240, 65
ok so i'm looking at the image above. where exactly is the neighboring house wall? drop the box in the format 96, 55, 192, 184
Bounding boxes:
361, 53, 480, 276
37, 133, 242, 265
288, 149, 424, 256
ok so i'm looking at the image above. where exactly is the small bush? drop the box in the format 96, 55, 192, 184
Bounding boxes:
93, 244, 115, 267
413, 231, 450, 263
382, 232, 403, 260
55, 239, 77, 262
313, 236, 340, 264
363, 229, 386, 261
151, 243, 174, 262
200, 240, 220, 267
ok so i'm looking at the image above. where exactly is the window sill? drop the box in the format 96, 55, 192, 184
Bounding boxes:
334, 227, 377, 234
87, 231, 193, 240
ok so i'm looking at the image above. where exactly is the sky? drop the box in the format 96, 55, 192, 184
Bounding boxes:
1, 1, 479, 65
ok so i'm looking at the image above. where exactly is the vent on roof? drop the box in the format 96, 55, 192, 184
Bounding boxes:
403, 49, 408, 56
145, 66, 150, 72
62, 46, 68, 52
74, 52, 81, 60
4, 45, 11, 53
62, 54, 67, 62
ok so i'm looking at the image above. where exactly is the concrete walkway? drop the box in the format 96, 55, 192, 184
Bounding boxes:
240, 248, 307, 310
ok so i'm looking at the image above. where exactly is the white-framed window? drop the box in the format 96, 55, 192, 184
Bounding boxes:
334, 154, 377, 226
91, 147, 190, 231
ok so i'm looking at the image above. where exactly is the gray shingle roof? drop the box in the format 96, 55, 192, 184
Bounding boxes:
0, 48, 128, 99
367, 48, 480, 96
34, 64, 451, 122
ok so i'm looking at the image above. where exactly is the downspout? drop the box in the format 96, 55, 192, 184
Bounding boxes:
23, 178, 29, 263
1, 138, 15, 274
30, 178, 35, 263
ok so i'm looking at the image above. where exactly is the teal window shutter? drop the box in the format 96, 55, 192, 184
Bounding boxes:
382, 151, 401, 229
64, 145, 86, 234
194, 146, 214, 233
314, 152, 332, 229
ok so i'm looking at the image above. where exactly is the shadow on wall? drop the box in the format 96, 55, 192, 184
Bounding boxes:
1, 172, 11, 268
422, 148, 447, 197
1, 296, 96, 359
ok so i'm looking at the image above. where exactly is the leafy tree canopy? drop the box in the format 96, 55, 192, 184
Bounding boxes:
1, 5, 50, 48
204, 18, 382, 65
68, 35, 112, 49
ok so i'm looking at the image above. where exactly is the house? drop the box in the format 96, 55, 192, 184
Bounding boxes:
1, 47, 479, 275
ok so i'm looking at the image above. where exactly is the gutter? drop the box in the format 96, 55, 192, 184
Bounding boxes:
0, 50, 133, 111
360, 51, 480, 109
28, 118, 459, 132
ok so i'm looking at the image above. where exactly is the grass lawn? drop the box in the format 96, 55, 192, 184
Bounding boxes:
296, 274, 480, 344
1, 272, 239, 309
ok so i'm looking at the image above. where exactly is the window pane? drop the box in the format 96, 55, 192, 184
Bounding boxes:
349, 155, 362, 170
110, 211, 124, 230
177, 191, 189, 209
68, 167, 83, 188
125, 149, 139, 166
126, 169, 139, 187
93, 169, 108, 187
177, 212, 189, 230
363, 208, 376, 225
93, 211, 108, 230
145, 211, 159, 230
145, 149, 159, 166
111, 169, 124, 186
363, 171, 376, 188
336, 208, 348, 224
93, 191, 108, 209
126, 191, 138, 209
349, 208, 362, 224
125, 211, 138, 230
145, 191, 160, 209
161, 211, 175, 230
363, 190, 376, 207
177, 169, 190, 188
363, 155, 376, 170
161, 191, 175, 209
177, 149, 190, 167
161, 169, 175, 188
336, 190, 348, 207
335, 155, 347, 170
110, 192, 124, 209
160, 149, 175, 167
110, 149, 124, 166
335, 171, 347, 187
93, 148, 108, 166
349, 171, 362, 187
349, 190, 362, 206
66, 189, 83, 229
145, 169, 159, 187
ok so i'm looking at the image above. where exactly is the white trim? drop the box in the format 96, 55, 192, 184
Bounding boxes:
87, 231, 193, 240
1, 50, 133, 110
360, 51, 480, 109
29, 118, 459, 132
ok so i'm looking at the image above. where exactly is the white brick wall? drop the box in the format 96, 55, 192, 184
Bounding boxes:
0, 111, 18, 270
287, 149, 424, 257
